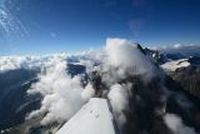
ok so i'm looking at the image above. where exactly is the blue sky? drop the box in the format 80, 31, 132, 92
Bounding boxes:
0, 0, 200, 55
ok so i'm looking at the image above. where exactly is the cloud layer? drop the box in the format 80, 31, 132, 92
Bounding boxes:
0, 37, 198, 134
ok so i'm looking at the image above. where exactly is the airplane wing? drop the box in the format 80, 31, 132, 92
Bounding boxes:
56, 98, 118, 134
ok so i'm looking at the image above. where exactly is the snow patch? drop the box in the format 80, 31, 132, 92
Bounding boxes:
161, 59, 190, 72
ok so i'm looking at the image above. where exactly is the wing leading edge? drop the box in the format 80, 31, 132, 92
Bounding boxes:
56, 98, 118, 134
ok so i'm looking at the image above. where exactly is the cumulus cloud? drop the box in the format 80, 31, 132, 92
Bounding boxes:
106, 38, 154, 72
27, 56, 95, 125
100, 38, 156, 86
81, 82, 95, 101
0, 55, 65, 72
164, 113, 196, 134
0, 53, 77, 73
108, 83, 130, 128
0, 56, 37, 72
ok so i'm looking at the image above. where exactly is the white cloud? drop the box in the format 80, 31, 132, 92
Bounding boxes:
81, 83, 95, 101
173, 43, 183, 48
0, 53, 70, 73
164, 113, 196, 134
99, 38, 156, 86
108, 84, 129, 128
27, 56, 95, 125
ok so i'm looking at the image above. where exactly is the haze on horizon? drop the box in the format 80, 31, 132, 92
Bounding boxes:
0, 0, 200, 55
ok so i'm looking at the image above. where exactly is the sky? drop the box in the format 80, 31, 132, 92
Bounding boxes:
0, 0, 200, 55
